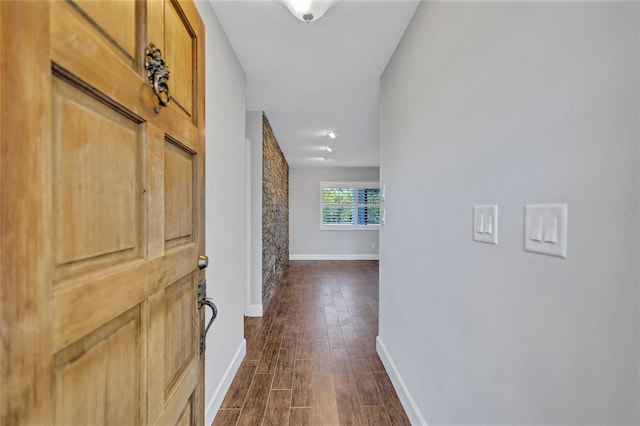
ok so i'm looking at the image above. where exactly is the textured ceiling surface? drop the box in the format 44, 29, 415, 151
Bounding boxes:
211, 0, 420, 167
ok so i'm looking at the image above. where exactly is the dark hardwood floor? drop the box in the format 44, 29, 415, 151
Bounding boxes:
212, 260, 411, 426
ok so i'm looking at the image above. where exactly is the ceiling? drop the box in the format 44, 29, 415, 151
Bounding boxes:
210, 0, 420, 168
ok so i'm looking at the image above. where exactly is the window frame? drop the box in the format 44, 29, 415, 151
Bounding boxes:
319, 181, 381, 231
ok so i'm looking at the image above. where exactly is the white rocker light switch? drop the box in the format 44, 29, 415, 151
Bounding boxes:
524, 204, 567, 258
473, 205, 498, 245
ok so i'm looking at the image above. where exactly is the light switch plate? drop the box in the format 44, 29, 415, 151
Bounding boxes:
524, 203, 568, 258
473, 205, 498, 245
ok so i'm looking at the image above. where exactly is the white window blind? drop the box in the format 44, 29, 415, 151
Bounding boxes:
320, 182, 380, 230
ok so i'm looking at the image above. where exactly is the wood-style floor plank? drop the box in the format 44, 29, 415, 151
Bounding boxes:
281, 329, 297, 350
327, 324, 346, 349
262, 389, 291, 425
212, 409, 240, 426
330, 347, 351, 374
220, 360, 258, 409
312, 372, 339, 425
354, 369, 383, 406
291, 359, 313, 408
296, 332, 313, 360
236, 374, 273, 425
245, 325, 270, 361
212, 261, 411, 426
369, 354, 386, 372
333, 372, 365, 425
256, 330, 283, 374
289, 407, 313, 425
361, 406, 391, 425
312, 339, 332, 373
272, 348, 295, 390
372, 371, 412, 426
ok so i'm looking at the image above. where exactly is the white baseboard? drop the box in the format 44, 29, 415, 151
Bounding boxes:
289, 254, 379, 261
205, 339, 246, 426
376, 336, 428, 425
245, 304, 263, 317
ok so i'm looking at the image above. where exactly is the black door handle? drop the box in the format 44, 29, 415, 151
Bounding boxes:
199, 298, 217, 354
197, 279, 217, 354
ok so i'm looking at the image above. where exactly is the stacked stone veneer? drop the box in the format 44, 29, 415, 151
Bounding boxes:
262, 113, 289, 310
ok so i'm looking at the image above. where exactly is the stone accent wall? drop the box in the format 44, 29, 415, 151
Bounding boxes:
262, 113, 289, 310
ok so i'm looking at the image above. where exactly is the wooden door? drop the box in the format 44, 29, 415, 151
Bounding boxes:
1, 1, 207, 424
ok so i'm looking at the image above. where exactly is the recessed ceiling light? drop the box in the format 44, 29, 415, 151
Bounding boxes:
327, 131, 337, 139
325, 146, 333, 152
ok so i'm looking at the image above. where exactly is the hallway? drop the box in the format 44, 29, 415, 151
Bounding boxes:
213, 261, 410, 425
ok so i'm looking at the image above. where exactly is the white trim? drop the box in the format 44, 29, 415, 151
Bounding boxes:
289, 254, 379, 261
321, 181, 380, 188
205, 339, 247, 426
244, 139, 252, 316
321, 224, 381, 231
245, 303, 264, 317
376, 336, 428, 426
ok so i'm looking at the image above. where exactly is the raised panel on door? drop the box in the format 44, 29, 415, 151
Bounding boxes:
54, 307, 142, 426
165, 138, 195, 249
163, 0, 196, 119
66, 0, 140, 66
164, 274, 198, 395
52, 77, 144, 281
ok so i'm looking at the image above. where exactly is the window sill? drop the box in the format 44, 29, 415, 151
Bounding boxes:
320, 225, 380, 231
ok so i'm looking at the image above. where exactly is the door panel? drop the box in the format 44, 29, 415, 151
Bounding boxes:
155, 364, 199, 426
164, 1, 195, 118
1, 0, 206, 424
165, 139, 195, 248
69, 0, 139, 63
54, 307, 141, 426
164, 274, 197, 394
52, 77, 143, 280
50, 2, 145, 112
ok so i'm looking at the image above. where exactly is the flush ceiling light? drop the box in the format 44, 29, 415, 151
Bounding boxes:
282, 0, 334, 23
327, 131, 337, 139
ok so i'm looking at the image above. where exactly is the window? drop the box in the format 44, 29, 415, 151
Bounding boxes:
320, 181, 380, 230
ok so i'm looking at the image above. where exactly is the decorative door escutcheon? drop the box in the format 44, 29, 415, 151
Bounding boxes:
144, 43, 171, 109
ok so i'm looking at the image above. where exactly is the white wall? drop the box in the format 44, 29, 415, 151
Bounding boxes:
289, 167, 379, 260
379, 2, 639, 425
195, 2, 247, 425
247, 111, 263, 316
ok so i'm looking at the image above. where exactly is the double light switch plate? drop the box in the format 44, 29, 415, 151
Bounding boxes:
473, 205, 498, 245
524, 204, 568, 258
